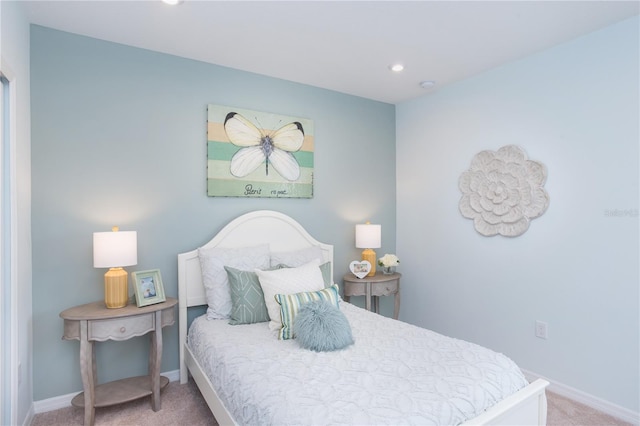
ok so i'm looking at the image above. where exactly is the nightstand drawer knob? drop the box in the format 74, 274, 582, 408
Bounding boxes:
119, 326, 126, 333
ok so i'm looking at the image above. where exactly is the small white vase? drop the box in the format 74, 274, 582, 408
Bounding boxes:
382, 266, 395, 275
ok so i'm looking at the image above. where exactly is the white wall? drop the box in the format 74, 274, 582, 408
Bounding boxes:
0, 1, 32, 425
396, 16, 639, 413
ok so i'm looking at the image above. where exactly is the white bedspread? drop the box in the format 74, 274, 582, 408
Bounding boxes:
188, 301, 528, 425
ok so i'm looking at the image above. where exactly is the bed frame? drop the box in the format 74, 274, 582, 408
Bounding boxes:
178, 210, 548, 425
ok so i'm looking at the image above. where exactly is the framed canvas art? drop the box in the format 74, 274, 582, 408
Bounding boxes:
207, 104, 314, 198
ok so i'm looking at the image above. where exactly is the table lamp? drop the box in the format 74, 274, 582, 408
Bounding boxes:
93, 226, 137, 308
355, 222, 381, 277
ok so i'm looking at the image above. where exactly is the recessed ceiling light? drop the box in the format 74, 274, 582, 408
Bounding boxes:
162, 0, 183, 5
420, 80, 436, 89
389, 64, 404, 72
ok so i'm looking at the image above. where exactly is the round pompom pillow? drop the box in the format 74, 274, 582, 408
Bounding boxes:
293, 300, 354, 352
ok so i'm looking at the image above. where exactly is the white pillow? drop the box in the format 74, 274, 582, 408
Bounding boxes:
270, 246, 324, 268
198, 245, 270, 319
256, 259, 324, 331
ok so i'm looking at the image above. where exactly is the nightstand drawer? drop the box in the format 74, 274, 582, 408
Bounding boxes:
89, 314, 154, 341
343, 281, 366, 297
370, 280, 398, 296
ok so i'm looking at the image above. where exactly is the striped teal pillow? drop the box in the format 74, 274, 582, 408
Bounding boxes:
274, 284, 340, 340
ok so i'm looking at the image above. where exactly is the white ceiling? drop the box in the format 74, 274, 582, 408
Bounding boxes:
24, 1, 639, 104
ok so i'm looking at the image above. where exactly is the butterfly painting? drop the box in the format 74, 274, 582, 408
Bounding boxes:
207, 105, 314, 198
224, 112, 304, 181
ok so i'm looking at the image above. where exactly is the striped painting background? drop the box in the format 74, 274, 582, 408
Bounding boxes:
207, 104, 314, 198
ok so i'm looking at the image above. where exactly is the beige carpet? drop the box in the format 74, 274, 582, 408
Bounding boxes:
545, 391, 633, 426
31, 379, 632, 426
31, 379, 216, 426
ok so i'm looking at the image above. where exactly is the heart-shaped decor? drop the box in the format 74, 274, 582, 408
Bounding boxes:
349, 260, 371, 279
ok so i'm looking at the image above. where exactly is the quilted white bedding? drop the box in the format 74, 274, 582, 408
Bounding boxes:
187, 301, 528, 425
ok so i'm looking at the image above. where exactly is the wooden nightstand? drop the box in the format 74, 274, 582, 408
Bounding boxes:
343, 272, 401, 319
60, 297, 177, 426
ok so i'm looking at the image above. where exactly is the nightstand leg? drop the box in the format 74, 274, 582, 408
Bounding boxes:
394, 292, 400, 320
91, 344, 97, 389
150, 311, 162, 411
365, 282, 372, 312
79, 321, 95, 426
394, 277, 401, 320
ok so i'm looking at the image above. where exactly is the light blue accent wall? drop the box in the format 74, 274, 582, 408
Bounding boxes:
396, 16, 639, 412
30, 26, 396, 400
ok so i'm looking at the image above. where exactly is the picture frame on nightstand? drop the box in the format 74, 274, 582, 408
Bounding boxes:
349, 260, 371, 279
131, 269, 166, 307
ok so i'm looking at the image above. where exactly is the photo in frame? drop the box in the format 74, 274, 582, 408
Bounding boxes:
349, 260, 371, 279
207, 104, 314, 198
131, 269, 166, 307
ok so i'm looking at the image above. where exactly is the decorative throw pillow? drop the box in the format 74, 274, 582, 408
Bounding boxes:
318, 261, 333, 288
294, 299, 354, 352
225, 266, 271, 325
274, 284, 340, 340
270, 246, 324, 268
198, 245, 270, 320
279, 261, 333, 288
255, 259, 324, 332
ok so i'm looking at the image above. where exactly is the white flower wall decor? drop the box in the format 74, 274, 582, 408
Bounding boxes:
458, 145, 549, 237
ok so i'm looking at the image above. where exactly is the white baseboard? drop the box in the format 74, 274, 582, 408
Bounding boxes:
32, 369, 181, 414
522, 369, 640, 425
32, 391, 77, 414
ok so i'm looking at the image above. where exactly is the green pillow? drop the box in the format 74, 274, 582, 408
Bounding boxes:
274, 284, 340, 340
319, 261, 333, 288
225, 266, 271, 325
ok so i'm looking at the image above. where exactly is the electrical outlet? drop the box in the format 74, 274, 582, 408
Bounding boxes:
535, 320, 548, 339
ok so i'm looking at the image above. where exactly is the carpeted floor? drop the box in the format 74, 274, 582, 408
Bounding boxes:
545, 391, 632, 426
31, 379, 216, 426
31, 379, 632, 426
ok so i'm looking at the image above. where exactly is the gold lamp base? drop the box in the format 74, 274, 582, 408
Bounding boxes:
104, 267, 128, 308
361, 248, 377, 277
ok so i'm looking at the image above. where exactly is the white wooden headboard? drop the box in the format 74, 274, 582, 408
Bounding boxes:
177, 210, 333, 382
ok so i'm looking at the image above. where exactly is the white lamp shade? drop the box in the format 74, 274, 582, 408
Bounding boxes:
93, 230, 138, 268
355, 223, 381, 249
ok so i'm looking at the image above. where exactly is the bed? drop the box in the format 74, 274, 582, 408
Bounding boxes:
178, 210, 548, 425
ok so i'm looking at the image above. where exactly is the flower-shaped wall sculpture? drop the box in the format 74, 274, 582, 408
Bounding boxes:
459, 145, 549, 237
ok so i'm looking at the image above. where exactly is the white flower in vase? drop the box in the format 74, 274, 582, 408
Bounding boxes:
378, 254, 400, 274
